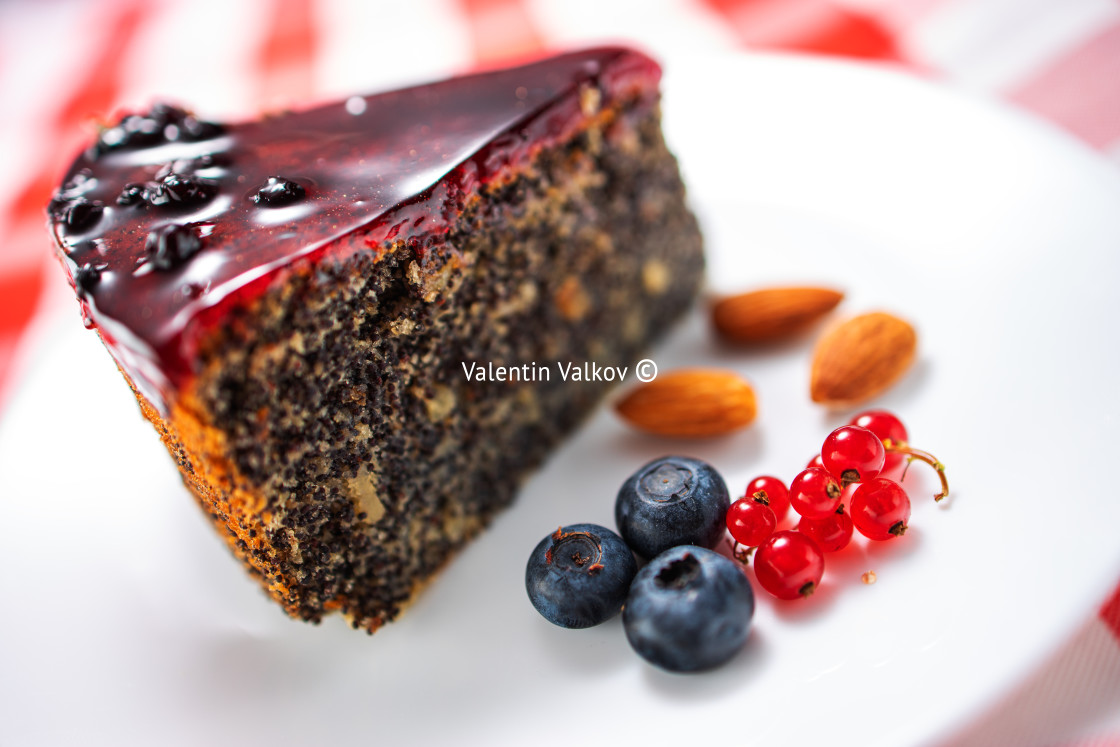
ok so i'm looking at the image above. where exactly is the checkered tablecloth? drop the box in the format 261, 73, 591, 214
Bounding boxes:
1, 1, 1118, 743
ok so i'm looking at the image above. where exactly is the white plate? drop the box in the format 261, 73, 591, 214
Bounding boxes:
3, 53, 1120, 747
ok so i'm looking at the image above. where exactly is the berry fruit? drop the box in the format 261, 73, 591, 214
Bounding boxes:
144, 224, 203, 270
726, 496, 776, 547
849, 477, 912, 540
254, 176, 307, 206
798, 509, 854, 553
753, 530, 825, 600
63, 199, 103, 232
74, 263, 104, 296
615, 456, 730, 560
850, 410, 909, 472
821, 425, 885, 486
623, 546, 754, 672
789, 467, 842, 519
745, 475, 790, 522
155, 172, 215, 206
525, 523, 637, 629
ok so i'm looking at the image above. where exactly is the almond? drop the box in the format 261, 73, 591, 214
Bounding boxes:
713, 286, 844, 343
810, 311, 917, 406
615, 369, 757, 437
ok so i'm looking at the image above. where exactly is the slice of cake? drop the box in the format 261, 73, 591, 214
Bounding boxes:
47, 47, 704, 632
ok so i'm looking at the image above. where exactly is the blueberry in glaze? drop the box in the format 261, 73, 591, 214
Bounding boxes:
74, 263, 103, 296
50, 170, 97, 219
623, 545, 754, 673
89, 103, 224, 158
63, 200, 103, 232
152, 173, 216, 207
116, 183, 146, 206
254, 177, 306, 207
525, 523, 637, 629
97, 113, 165, 152
615, 456, 730, 560
145, 224, 203, 271
177, 114, 224, 142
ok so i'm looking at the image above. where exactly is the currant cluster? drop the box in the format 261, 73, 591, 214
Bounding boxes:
725, 409, 948, 600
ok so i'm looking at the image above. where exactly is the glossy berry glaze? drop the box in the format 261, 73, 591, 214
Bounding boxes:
46, 47, 661, 413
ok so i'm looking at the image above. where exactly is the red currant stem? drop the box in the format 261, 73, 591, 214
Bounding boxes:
728, 538, 754, 565
883, 439, 949, 502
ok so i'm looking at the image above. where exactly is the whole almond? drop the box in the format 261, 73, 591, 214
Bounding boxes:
616, 369, 757, 437
713, 286, 843, 344
810, 311, 917, 406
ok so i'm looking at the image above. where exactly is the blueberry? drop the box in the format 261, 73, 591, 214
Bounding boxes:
62, 200, 103, 232
87, 104, 223, 158
623, 546, 754, 673
615, 456, 730, 560
525, 523, 637, 629
50, 170, 96, 218
116, 183, 147, 206
151, 173, 216, 206
74, 263, 103, 297
253, 176, 306, 207
144, 224, 203, 270
177, 114, 224, 141
106, 113, 165, 149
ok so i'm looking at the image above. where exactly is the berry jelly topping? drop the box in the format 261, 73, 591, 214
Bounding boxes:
46, 47, 661, 412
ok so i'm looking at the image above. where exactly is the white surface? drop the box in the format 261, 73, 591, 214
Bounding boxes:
3, 54, 1120, 747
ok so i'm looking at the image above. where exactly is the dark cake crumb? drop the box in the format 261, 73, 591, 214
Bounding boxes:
182, 104, 702, 629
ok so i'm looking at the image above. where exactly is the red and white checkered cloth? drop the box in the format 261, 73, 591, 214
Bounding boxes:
2, 1, 1118, 743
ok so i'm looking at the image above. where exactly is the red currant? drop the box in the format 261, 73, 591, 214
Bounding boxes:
789, 467, 842, 519
849, 413, 950, 501
849, 477, 912, 540
726, 496, 777, 547
850, 410, 908, 472
798, 509, 854, 552
821, 425, 885, 486
745, 475, 790, 523
806, 453, 825, 471
754, 530, 825, 600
